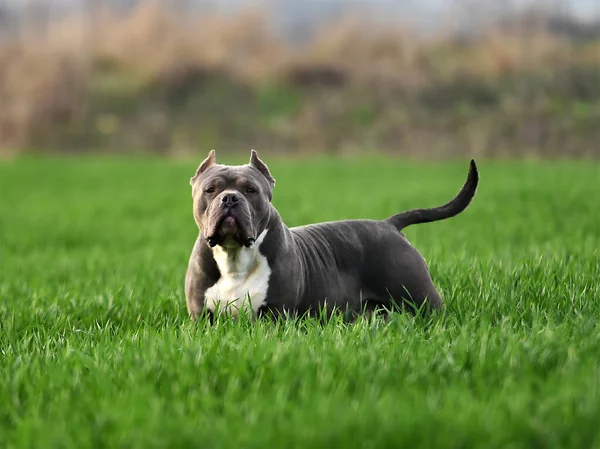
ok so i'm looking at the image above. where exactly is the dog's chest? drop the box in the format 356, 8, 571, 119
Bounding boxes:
204, 233, 271, 315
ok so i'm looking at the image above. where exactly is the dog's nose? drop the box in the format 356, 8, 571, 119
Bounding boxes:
221, 193, 239, 208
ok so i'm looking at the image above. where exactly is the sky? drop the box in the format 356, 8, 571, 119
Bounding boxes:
1, 0, 598, 34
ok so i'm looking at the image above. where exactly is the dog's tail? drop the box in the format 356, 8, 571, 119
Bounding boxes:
386, 159, 479, 232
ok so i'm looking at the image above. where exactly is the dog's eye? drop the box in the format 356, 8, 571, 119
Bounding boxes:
246, 187, 257, 194
205, 187, 215, 194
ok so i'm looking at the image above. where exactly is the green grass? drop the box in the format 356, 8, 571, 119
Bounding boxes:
1, 155, 600, 448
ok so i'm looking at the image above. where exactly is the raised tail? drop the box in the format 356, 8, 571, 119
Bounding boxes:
386, 159, 479, 232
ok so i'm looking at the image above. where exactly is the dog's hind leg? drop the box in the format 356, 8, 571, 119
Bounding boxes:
364, 237, 445, 315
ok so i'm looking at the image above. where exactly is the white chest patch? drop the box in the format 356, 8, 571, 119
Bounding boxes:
204, 229, 271, 316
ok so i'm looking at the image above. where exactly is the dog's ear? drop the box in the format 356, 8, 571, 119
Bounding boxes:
190, 150, 216, 185
249, 149, 275, 188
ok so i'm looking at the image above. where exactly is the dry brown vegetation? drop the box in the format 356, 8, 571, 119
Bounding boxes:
0, 2, 599, 157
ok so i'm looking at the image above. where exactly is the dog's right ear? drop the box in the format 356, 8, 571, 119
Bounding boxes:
249, 149, 275, 188
190, 150, 216, 186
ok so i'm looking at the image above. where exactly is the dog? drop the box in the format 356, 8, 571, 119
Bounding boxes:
185, 150, 478, 321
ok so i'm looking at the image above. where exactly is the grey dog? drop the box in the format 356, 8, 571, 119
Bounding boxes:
185, 150, 479, 321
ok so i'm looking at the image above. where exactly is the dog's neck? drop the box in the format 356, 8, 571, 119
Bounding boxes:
211, 229, 268, 278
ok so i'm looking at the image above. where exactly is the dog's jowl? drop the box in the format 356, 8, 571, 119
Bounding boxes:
185, 150, 479, 320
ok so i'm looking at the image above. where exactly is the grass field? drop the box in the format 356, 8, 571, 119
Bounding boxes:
1, 155, 600, 448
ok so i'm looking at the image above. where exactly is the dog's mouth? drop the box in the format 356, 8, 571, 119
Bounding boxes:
220, 215, 238, 233
205, 213, 255, 248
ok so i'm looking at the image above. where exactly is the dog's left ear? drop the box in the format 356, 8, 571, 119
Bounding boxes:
249, 149, 275, 188
190, 150, 216, 186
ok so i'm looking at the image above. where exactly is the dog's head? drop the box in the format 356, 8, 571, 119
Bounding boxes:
189, 150, 275, 248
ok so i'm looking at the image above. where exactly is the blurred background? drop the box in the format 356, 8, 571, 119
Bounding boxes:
0, 0, 598, 159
